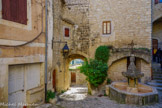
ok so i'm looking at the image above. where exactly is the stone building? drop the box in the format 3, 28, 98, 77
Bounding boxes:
51, 0, 152, 92
0, 0, 48, 107
0, 0, 160, 106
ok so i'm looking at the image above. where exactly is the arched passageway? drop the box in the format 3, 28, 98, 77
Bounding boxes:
59, 54, 88, 101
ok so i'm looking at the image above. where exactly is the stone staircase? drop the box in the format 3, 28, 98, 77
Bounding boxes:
147, 63, 162, 91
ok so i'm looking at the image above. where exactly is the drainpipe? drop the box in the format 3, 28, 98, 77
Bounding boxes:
45, 0, 48, 103
151, 0, 153, 80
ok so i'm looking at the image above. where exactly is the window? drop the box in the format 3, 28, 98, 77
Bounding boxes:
103, 21, 111, 35
64, 28, 70, 37
2, 0, 27, 25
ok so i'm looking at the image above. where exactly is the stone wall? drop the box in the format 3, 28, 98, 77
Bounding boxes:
70, 69, 86, 86
153, 1, 162, 22
89, 0, 151, 49
52, 0, 152, 91
108, 58, 127, 82
141, 60, 152, 83
53, 0, 90, 91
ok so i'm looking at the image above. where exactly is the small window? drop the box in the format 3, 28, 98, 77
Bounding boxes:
2, 0, 27, 25
103, 21, 111, 35
64, 28, 70, 37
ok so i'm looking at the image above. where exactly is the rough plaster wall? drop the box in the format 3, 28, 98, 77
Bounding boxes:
153, 21, 162, 49
53, 0, 66, 91
108, 58, 127, 82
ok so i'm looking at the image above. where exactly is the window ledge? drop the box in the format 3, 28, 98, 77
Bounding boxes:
0, 18, 32, 30
102, 34, 111, 37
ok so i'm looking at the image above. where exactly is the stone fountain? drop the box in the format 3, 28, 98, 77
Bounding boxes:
122, 54, 144, 93
108, 41, 159, 105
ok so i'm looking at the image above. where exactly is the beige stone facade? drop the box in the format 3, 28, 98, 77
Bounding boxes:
51, 0, 152, 92
0, 0, 46, 107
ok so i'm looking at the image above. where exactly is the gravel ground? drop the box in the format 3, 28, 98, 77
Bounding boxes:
52, 96, 162, 108
49, 87, 162, 108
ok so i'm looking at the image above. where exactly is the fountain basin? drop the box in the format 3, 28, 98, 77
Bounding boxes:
109, 82, 158, 105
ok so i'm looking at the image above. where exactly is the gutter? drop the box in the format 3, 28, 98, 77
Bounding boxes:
45, 0, 48, 103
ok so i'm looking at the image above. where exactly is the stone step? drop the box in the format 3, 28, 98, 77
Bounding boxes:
147, 82, 162, 87
152, 80, 162, 83
153, 76, 162, 80
153, 71, 162, 74
155, 87, 162, 91
153, 74, 162, 77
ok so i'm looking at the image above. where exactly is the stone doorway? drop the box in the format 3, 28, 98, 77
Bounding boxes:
69, 59, 86, 86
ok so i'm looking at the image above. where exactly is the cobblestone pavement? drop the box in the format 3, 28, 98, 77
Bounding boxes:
49, 87, 162, 108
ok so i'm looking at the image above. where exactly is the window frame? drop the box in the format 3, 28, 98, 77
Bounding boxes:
1, 0, 27, 25
0, 0, 32, 30
64, 27, 70, 37
63, 26, 70, 39
102, 21, 111, 35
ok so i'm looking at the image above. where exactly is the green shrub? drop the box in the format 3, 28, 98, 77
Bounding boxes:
46, 90, 55, 103
107, 78, 112, 84
80, 59, 108, 87
95, 46, 110, 63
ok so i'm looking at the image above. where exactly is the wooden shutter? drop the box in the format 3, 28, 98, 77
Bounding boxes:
18, 0, 27, 24
65, 28, 70, 37
2, 0, 11, 20
2, 0, 27, 25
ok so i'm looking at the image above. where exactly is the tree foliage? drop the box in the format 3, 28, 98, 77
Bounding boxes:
80, 59, 108, 87
95, 46, 110, 63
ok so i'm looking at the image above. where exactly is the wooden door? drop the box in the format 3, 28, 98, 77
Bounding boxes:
71, 72, 76, 83
152, 39, 158, 49
53, 70, 56, 90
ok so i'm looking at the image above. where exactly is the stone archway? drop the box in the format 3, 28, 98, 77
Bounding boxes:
108, 49, 151, 83
108, 50, 151, 67
108, 57, 151, 82
63, 53, 88, 90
